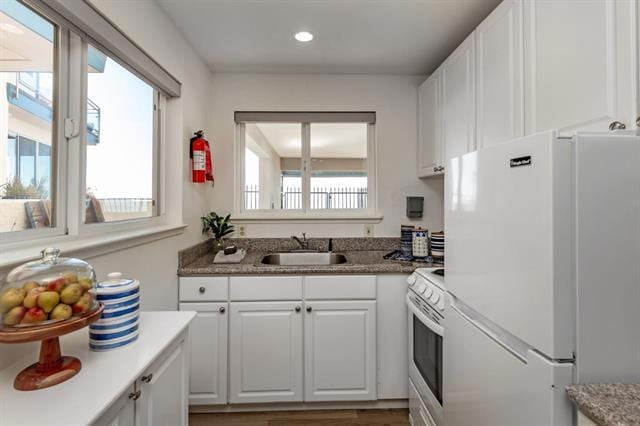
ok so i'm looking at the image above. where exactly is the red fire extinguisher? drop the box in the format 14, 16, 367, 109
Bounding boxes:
190, 130, 214, 185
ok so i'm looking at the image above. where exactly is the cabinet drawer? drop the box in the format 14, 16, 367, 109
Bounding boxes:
304, 275, 376, 300
229, 276, 303, 301
179, 277, 228, 302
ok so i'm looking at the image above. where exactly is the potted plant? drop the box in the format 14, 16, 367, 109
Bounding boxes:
201, 212, 235, 253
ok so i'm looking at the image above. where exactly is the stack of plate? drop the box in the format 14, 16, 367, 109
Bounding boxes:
89, 272, 140, 351
401, 225, 415, 256
430, 232, 445, 259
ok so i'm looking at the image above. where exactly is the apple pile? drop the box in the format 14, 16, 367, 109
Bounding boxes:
0, 273, 95, 327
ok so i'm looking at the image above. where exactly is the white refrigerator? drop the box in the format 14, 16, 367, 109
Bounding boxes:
444, 130, 640, 426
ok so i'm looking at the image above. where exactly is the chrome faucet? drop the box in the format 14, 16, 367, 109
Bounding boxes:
291, 233, 309, 250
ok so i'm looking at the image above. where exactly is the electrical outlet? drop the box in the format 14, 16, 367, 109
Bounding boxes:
364, 224, 373, 237
238, 225, 246, 237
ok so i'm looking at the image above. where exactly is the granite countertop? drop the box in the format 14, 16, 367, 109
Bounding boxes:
567, 384, 640, 426
178, 237, 442, 276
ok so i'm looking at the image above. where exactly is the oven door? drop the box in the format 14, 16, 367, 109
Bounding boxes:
407, 293, 443, 425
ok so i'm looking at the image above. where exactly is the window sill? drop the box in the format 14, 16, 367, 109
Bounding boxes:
0, 223, 187, 269
231, 213, 383, 224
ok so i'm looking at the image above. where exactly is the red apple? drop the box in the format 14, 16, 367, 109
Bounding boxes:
47, 278, 66, 293
72, 292, 93, 314
3, 306, 27, 326
21, 307, 47, 324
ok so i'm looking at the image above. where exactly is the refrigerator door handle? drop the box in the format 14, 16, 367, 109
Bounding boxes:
451, 303, 529, 364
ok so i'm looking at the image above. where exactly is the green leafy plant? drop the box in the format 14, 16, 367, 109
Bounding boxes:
201, 212, 235, 241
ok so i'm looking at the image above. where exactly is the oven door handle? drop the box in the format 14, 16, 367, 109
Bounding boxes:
406, 294, 444, 336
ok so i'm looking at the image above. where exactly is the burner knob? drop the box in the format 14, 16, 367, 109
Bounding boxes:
417, 282, 427, 293
407, 275, 417, 286
430, 291, 440, 304
423, 286, 433, 298
437, 298, 445, 311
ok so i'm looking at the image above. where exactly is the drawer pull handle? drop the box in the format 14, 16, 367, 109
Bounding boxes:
141, 374, 153, 383
219, 306, 226, 314
128, 390, 141, 400
198, 286, 206, 294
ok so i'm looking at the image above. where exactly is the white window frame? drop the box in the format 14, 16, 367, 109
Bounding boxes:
0, 0, 181, 266
233, 115, 380, 222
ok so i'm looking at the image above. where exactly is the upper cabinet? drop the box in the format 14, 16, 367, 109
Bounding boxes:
417, 70, 443, 177
441, 32, 477, 164
524, 0, 637, 134
476, 0, 524, 149
417, 0, 639, 178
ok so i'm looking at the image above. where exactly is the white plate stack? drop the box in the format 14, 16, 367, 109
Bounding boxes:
430, 232, 445, 259
89, 272, 140, 351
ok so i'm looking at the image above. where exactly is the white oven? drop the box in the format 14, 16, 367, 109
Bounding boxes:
407, 269, 445, 426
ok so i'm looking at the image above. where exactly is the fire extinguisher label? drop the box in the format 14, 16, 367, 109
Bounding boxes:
193, 151, 206, 171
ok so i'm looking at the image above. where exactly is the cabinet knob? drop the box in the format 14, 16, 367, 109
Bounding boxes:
433, 166, 438, 172
128, 390, 141, 400
141, 374, 153, 383
198, 286, 206, 294
219, 306, 226, 314
295, 306, 301, 312
306, 306, 312, 313
609, 121, 627, 131
636, 116, 640, 128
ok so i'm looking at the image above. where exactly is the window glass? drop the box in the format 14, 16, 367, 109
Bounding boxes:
85, 44, 155, 223
243, 123, 301, 210
310, 123, 368, 209
0, 2, 55, 233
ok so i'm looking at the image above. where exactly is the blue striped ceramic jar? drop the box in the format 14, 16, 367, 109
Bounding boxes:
90, 272, 140, 351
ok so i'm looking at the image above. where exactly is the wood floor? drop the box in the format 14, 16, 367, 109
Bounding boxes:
189, 409, 410, 426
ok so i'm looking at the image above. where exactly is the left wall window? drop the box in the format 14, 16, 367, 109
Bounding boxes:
0, 1, 56, 233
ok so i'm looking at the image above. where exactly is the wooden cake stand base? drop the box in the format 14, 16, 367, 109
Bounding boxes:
0, 304, 104, 391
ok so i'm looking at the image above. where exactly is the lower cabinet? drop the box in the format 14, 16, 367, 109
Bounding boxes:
304, 300, 377, 401
179, 302, 228, 405
96, 331, 189, 426
229, 301, 304, 403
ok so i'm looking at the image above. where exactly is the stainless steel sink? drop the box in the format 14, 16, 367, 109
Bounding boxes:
259, 252, 348, 266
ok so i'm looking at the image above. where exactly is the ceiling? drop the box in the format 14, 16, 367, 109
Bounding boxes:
249, 123, 367, 158
156, 0, 501, 75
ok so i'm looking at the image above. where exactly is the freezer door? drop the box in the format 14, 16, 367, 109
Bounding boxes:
443, 303, 574, 426
445, 130, 574, 359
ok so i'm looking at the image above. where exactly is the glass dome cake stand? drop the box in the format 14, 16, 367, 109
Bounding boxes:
0, 248, 104, 391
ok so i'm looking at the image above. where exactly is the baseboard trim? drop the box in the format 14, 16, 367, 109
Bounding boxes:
189, 399, 409, 414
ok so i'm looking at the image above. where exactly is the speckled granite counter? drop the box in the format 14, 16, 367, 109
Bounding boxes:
567, 384, 640, 426
178, 237, 442, 276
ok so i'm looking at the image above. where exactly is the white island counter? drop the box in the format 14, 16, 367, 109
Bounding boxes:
0, 311, 196, 426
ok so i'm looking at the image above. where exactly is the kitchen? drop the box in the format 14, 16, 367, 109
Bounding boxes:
0, 0, 639, 425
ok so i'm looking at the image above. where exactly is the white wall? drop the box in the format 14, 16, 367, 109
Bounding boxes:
0, 0, 212, 369
210, 73, 444, 237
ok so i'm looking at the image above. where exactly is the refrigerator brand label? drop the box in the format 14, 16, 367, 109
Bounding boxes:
510, 156, 531, 168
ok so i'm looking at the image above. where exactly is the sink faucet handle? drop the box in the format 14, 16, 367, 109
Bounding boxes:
302, 232, 306, 241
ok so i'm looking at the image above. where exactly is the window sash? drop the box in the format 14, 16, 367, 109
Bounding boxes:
236, 120, 376, 216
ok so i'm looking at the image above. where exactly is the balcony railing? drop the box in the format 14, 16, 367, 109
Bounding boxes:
244, 185, 367, 210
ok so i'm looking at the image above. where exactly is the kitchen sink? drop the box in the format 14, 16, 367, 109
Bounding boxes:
259, 252, 348, 266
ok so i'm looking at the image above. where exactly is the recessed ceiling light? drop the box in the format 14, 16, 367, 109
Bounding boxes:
294, 31, 314, 42
0, 23, 24, 35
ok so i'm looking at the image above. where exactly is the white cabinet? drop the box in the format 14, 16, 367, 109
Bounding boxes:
94, 385, 136, 426
441, 32, 476, 164
304, 300, 377, 401
229, 301, 304, 403
524, 0, 637, 134
179, 302, 228, 405
475, 0, 524, 148
418, 71, 444, 177
136, 337, 189, 426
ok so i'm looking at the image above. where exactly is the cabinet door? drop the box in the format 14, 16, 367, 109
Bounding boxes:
136, 334, 189, 426
418, 71, 443, 177
304, 300, 377, 401
94, 384, 135, 426
179, 302, 228, 405
229, 301, 303, 403
442, 32, 476, 164
524, 0, 636, 134
476, 0, 524, 149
